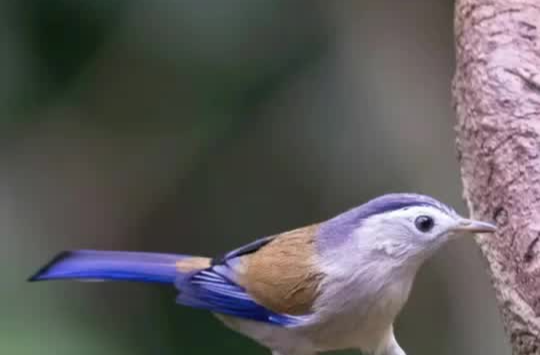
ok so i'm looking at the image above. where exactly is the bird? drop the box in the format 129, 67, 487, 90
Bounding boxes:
28, 193, 496, 355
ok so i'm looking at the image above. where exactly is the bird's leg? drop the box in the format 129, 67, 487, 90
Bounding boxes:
384, 345, 406, 355
380, 332, 406, 355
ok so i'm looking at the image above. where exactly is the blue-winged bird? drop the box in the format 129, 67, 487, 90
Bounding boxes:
29, 193, 496, 355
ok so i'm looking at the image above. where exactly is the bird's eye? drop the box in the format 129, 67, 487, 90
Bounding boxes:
414, 215, 434, 232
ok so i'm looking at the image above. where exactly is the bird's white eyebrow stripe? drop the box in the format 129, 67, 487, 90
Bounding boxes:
318, 193, 456, 250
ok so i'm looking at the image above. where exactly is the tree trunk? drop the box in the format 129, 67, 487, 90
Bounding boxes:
453, 0, 540, 353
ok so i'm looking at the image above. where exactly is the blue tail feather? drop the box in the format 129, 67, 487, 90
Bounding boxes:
30, 249, 308, 327
28, 250, 187, 284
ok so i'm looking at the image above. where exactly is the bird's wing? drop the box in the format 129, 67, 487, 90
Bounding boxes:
175, 224, 324, 326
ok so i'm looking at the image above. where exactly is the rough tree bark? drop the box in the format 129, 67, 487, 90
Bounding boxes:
453, 0, 540, 354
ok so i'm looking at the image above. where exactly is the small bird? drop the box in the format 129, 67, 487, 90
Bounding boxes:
29, 193, 496, 355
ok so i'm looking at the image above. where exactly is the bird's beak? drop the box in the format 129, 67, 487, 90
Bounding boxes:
454, 219, 497, 233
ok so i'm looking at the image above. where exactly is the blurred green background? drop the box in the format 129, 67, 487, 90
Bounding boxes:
1, 1, 510, 354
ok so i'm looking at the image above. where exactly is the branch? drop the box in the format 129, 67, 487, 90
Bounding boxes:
453, 0, 540, 353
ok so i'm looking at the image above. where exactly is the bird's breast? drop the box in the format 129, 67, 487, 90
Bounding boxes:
306, 258, 416, 351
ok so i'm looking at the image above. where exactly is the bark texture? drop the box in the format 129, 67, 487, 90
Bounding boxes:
453, 0, 540, 354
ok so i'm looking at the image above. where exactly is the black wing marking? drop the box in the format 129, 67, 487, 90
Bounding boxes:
211, 235, 275, 265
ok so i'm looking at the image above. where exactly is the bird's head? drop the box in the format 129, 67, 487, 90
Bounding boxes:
319, 193, 496, 267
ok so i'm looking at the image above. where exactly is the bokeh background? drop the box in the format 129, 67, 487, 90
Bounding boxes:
1, 1, 510, 354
